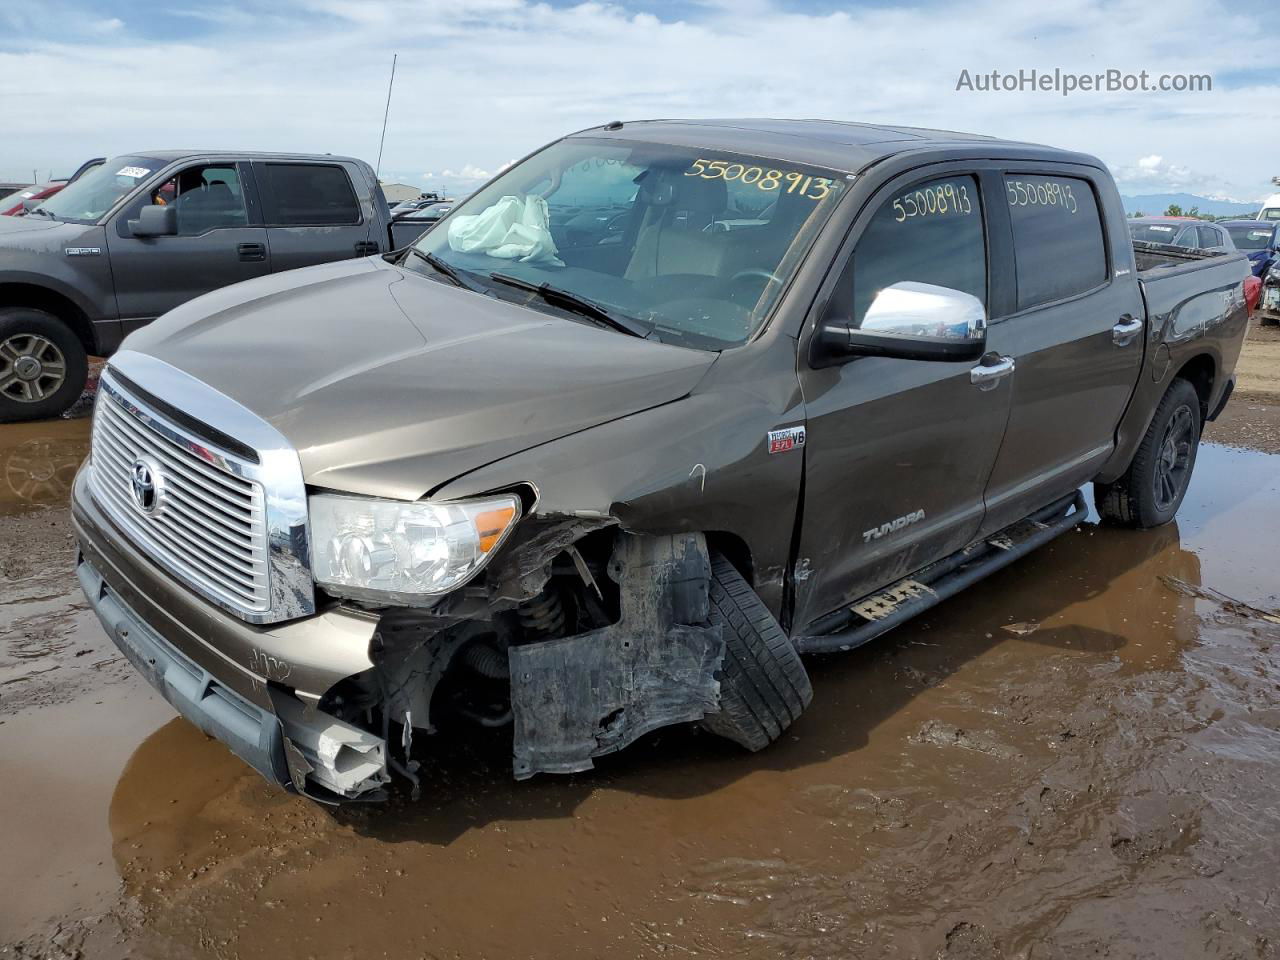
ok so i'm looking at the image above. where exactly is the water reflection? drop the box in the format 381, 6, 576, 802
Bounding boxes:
0, 418, 90, 513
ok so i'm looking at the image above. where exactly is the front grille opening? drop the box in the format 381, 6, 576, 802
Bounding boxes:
89, 375, 271, 616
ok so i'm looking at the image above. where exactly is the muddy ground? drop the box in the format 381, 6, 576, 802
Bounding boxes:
2, 356, 1279, 959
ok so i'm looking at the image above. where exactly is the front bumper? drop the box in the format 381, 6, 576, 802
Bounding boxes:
73, 465, 390, 800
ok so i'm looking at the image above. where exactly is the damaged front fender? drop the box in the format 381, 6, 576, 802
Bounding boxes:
509, 532, 725, 778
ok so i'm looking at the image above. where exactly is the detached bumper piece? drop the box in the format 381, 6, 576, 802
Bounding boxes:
78, 555, 389, 802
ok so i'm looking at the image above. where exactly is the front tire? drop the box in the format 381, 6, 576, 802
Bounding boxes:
0, 308, 88, 423
702, 552, 813, 751
1095, 378, 1201, 528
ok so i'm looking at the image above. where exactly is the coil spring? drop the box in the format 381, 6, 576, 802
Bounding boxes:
517, 588, 565, 638
460, 641, 509, 680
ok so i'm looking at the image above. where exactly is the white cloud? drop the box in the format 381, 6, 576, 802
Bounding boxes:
1112, 154, 1202, 190
0, 0, 1276, 201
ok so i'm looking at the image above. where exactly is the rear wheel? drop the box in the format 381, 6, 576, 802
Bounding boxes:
0, 308, 88, 423
702, 552, 813, 751
1095, 378, 1201, 528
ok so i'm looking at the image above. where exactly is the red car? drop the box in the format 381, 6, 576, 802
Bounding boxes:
1, 158, 104, 216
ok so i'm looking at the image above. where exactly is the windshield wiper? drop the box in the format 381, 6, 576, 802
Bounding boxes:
408, 248, 485, 293
25, 207, 53, 218
488, 273, 651, 339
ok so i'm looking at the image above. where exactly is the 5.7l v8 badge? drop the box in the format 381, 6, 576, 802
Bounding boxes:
767, 426, 806, 455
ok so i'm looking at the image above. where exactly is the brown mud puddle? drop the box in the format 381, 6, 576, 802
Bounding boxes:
2, 411, 1279, 959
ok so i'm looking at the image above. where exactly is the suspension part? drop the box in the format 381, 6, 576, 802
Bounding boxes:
517, 587, 565, 638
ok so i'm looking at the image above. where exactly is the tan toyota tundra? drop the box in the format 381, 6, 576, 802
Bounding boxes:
73, 119, 1250, 802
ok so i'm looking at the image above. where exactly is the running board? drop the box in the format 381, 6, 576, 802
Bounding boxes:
794, 490, 1088, 655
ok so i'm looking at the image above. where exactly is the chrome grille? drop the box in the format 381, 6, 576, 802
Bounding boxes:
89, 373, 271, 616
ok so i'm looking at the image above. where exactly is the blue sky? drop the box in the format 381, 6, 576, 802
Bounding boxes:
3, 0, 1277, 200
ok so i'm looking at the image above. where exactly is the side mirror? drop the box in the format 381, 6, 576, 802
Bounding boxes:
128, 204, 177, 238
812, 281, 987, 366
21, 197, 42, 213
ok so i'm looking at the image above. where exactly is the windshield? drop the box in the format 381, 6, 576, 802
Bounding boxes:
1129, 221, 1183, 243
1260, 207, 1280, 222
36, 155, 163, 222
1225, 224, 1275, 250
409, 138, 849, 350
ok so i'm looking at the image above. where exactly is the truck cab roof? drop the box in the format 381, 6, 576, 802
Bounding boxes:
127, 150, 369, 167
578, 118, 1102, 174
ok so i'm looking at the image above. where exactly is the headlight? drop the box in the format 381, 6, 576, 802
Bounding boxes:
309, 493, 521, 604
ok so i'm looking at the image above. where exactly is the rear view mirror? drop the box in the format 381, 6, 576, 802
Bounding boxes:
812, 281, 987, 366
128, 204, 177, 238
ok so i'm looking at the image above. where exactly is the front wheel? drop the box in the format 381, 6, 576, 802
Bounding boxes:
1094, 377, 1201, 528
0, 308, 88, 423
701, 552, 813, 752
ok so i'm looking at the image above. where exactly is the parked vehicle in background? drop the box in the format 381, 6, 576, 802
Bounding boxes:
0, 150, 408, 421
1258, 193, 1280, 222
389, 199, 454, 244
1128, 216, 1236, 252
390, 192, 448, 214
1, 157, 106, 217
71, 119, 1251, 804
1220, 219, 1278, 277
1260, 260, 1280, 324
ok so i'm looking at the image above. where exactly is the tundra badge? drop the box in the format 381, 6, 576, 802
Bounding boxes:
863, 509, 925, 543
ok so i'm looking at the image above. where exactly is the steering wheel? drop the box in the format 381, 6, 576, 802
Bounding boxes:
729, 268, 782, 287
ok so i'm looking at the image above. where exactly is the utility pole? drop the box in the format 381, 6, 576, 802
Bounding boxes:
375, 54, 398, 180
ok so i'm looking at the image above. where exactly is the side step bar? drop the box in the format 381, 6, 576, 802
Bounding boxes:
795, 490, 1088, 655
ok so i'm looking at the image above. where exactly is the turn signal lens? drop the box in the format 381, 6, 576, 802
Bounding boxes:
475, 505, 517, 553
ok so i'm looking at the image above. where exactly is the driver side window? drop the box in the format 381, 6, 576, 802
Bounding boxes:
849, 175, 987, 328
150, 164, 248, 236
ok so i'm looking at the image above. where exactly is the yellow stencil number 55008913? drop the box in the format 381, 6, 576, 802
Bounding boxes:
685, 158, 833, 200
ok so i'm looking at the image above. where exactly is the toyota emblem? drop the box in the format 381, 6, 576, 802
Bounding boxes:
130, 456, 165, 516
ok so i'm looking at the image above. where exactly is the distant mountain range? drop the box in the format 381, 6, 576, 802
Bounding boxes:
1120, 193, 1264, 217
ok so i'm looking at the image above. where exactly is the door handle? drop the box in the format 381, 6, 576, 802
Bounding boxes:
354, 240, 380, 256
1113, 314, 1143, 346
237, 242, 266, 262
970, 355, 1015, 391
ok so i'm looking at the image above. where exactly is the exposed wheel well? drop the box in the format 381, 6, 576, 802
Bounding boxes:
704, 530, 754, 585
0, 283, 96, 356
1173, 354, 1215, 421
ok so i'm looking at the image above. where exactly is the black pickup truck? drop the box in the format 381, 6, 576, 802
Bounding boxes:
0, 151, 435, 421
73, 120, 1251, 802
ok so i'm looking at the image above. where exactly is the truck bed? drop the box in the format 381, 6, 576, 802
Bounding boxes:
1133, 239, 1227, 274
1135, 240, 1249, 327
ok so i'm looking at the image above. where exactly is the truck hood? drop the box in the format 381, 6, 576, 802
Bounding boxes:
0, 214, 84, 245
121, 257, 717, 500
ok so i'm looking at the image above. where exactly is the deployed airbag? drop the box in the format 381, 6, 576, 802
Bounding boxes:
447, 195, 563, 265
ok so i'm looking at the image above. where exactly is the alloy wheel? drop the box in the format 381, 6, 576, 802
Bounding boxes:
0, 334, 67, 403
1153, 404, 1195, 511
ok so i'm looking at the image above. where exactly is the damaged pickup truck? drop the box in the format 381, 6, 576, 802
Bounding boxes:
73, 119, 1251, 802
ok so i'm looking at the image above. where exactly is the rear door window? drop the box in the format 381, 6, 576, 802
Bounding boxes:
848, 174, 987, 326
258, 163, 361, 226
1197, 225, 1222, 248
1004, 175, 1107, 310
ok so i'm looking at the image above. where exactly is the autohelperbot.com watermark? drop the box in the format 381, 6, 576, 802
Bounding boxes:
955, 68, 1212, 96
